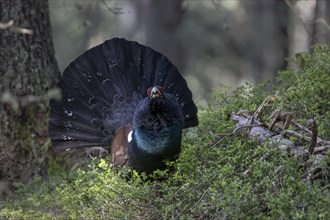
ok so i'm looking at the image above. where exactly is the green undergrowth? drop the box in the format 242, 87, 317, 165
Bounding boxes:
1, 45, 330, 219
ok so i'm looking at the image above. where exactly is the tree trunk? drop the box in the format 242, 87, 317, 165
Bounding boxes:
243, 0, 289, 83
0, 0, 60, 187
134, 0, 186, 73
313, 0, 330, 44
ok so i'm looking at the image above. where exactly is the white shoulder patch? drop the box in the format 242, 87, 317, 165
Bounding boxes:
127, 130, 133, 143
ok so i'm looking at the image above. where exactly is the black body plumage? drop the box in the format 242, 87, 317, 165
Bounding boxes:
49, 38, 198, 172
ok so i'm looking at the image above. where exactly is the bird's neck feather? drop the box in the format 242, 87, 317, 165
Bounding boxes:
132, 124, 182, 157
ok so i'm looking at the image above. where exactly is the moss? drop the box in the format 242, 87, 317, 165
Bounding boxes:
0, 102, 49, 182
1, 44, 330, 219
275, 44, 330, 138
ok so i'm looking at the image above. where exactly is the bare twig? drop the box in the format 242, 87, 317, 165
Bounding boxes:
321, 184, 330, 192
0, 20, 33, 35
269, 111, 294, 131
210, 124, 265, 149
243, 169, 251, 176
0, 20, 14, 29
11, 26, 33, 35
209, 136, 228, 149
313, 145, 330, 153
269, 110, 281, 131
283, 113, 293, 130
0, 89, 60, 111
274, 165, 284, 176
318, 139, 330, 146
253, 95, 276, 120
190, 188, 209, 211
282, 129, 312, 142
281, 129, 329, 146
101, 0, 124, 15
308, 119, 317, 154
291, 120, 313, 135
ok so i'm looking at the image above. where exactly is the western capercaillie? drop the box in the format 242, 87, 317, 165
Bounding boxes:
49, 38, 198, 173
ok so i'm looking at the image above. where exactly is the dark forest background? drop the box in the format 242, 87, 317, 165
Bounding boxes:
0, 0, 329, 202
50, 0, 330, 103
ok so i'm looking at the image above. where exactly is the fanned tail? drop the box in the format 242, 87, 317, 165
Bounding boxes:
49, 38, 198, 152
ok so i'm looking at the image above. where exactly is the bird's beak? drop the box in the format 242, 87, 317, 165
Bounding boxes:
150, 87, 162, 99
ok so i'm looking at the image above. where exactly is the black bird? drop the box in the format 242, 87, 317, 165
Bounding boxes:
49, 38, 198, 173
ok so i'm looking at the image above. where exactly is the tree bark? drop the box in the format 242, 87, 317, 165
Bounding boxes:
134, 0, 186, 73
243, 0, 289, 83
0, 0, 60, 184
313, 0, 330, 44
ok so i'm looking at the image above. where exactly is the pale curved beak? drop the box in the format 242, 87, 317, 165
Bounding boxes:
150, 87, 162, 99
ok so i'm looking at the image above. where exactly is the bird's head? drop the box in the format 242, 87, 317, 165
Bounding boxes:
147, 86, 164, 99
133, 85, 184, 129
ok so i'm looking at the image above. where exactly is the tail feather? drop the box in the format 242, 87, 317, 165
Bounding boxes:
50, 125, 104, 142
49, 115, 103, 136
49, 38, 198, 152
51, 140, 105, 152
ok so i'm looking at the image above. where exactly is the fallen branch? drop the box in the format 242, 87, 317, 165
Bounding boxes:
231, 113, 294, 151
229, 95, 330, 182
314, 145, 330, 153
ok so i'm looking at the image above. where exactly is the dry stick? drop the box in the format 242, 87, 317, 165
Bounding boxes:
310, 171, 323, 181
282, 130, 312, 142
313, 145, 330, 153
282, 118, 325, 145
321, 184, 330, 192
282, 129, 330, 146
0, 20, 14, 29
301, 167, 319, 181
319, 140, 330, 145
0, 20, 33, 35
274, 165, 284, 176
209, 136, 228, 149
291, 120, 313, 135
210, 124, 265, 149
253, 95, 276, 120
180, 173, 219, 216
101, 0, 124, 15
189, 188, 209, 211
269, 111, 280, 131
282, 113, 293, 130
308, 119, 317, 154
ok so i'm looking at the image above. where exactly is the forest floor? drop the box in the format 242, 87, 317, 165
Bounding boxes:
0, 45, 329, 219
